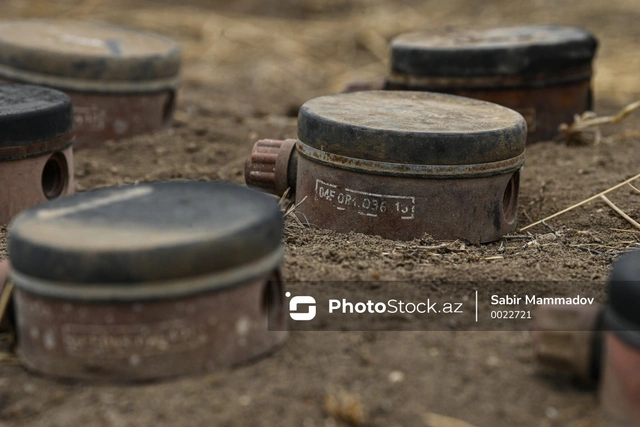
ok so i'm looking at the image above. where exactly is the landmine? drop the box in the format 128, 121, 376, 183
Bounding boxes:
245, 91, 526, 242
0, 84, 74, 225
0, 20, 181, 148
8, 181, 287, 381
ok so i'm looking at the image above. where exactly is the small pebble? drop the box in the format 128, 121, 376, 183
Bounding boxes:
486, 355, 500, 367
238, 395, 251, 406
545, 406, 558, 419
388, 370, 404, 383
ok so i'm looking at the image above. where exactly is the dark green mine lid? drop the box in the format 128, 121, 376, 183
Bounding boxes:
0, 20, 181, 92
8, 181, 284, 298
391, 25, 598, 77
605, 250, 640, 347
0, 84, 72, 150
297, 90, 526, 166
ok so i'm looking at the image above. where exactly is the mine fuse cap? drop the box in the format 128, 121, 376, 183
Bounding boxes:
244, 138, 298, 197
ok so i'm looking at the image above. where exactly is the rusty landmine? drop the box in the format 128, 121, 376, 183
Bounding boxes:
246, 90, 526, 243
0, 20, 181, 149
7, 181, 287, 381
386, 25, 598, 143
600, 250, 640, 426
0, 84, 74, 226
531, 303, 603, 384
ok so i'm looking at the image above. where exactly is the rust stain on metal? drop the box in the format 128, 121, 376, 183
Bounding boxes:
0, 85, 75, 225
531, 304, 603, 383
244, 139, 297, 195
386, 74, 592, 143
600, 250, 640, 425
295, 156, 520, 243
0, 136, 74, 224
13, 274, 286, 381
600, 333, 640, 425
0, 146, 75, 225
68, 91, 176, 149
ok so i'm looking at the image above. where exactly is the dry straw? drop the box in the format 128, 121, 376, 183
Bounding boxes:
557, 100, 640, 145
523, 100, 640, 232
520, 173, 640, 232
0, 281, 12, 327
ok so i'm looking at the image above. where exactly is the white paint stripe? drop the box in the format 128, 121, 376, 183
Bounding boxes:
37, 186, 153, 220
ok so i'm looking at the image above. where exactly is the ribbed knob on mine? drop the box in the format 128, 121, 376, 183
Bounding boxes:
531, 304, 603, 383
244, 139, 298, 197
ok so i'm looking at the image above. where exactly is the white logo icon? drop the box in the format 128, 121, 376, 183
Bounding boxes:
286, 292, 316, 321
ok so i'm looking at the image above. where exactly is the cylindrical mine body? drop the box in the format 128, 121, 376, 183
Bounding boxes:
531, 304, 603, 384
293, 90, 526, 243
387, 25, 598, 143
8, 181, 287, 381
600, 250, 640, 426
0, 84, 74, 225
0, 20, 181, 149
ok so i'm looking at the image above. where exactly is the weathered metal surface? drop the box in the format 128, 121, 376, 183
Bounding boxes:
0, 20, 181, 149
387, 25, 598, 143
297, 91, 526, 166
13, 273, 287, 381
600, 250, 640, 425
600, 333, 640, 426
0, 21, 181, 84
297, 140, 524, 179
9, 181, 286, 381
386, 71, 592, 143
390, 26, 597, 77
244, 139, 298, 196
0, 85, 75, 225
65, 90, 175, 149
531, 304, 603, 383
295, 154, 520, 242
0, 145, 74, 224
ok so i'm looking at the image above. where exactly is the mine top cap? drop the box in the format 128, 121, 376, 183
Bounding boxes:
0, 84, 72, 148
8, 181, 284, 285
0, 20, 181, 88
298, 91, 526, 165
391, 25, 598, 77
606, 250, 640, 342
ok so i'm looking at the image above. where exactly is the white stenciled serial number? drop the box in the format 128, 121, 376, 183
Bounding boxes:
74, 105, 107, 131
315, 179, 415, 220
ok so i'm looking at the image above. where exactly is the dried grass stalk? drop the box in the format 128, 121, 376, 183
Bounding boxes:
556, 100, 640, 145
520, 172, 640, 231
600, 195, 640, 231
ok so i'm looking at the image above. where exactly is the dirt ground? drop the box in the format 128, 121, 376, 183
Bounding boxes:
1, 0, 640, 426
